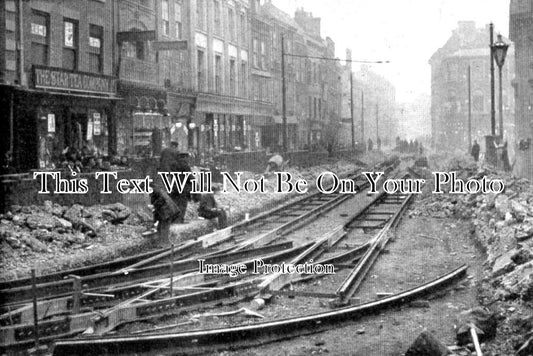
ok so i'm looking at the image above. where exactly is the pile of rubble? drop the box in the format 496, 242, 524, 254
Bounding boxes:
0, 162, 360, 280
0, 201, 150, 279
408, 154, 533, 354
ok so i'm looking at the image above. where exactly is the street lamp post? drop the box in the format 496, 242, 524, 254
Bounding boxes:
491, 34, 510, 139
467, 64, 472, 150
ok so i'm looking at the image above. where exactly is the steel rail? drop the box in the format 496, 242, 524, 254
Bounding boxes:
0, 166, 397, 348
51, 265, 468, 356
0, 243, 314, 346
0, 169, 364, 292
336, 189, 413, 305
0, 242, 295, 326
1, 171, 370, 307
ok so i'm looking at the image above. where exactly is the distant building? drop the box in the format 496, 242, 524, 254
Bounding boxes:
429, 21, 515, 153
509, 0, 533, 179
339, 52, 397, 150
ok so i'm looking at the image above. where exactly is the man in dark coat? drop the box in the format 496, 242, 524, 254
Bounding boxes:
471, 140, 480, 162
172, 152, 193, 223
158, 141, 193, 224
367, 138, 373, 152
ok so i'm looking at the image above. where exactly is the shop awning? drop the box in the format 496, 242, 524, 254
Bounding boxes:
273, 115, 298, 124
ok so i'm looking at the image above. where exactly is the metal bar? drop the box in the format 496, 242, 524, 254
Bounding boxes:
336, 192, 413, 304
31, 269, 39, 349
51, 265, 467, 356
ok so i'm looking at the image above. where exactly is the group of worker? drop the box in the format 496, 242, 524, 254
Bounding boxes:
147, 143, 290, 244
145, 141, 228, 244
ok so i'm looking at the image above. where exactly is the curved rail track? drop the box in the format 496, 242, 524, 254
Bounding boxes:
0, 158, 470, 355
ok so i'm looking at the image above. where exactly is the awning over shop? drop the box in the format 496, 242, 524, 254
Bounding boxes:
273, 115, 298, 124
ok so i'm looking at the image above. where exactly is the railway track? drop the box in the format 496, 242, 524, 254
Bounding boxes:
0, 162, 397, 347
1, 159, 470, 355
0, 168, 378, 308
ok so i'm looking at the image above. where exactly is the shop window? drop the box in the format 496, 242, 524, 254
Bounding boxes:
63, 19, 78, 70
89, 24, 103, 73
215, 54, 222, 94
31, 11, 49, 66
175, 0, 182, 39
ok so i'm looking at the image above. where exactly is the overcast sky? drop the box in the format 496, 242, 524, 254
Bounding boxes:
272, 0, 510, 103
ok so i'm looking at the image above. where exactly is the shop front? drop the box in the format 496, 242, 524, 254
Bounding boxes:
116, 81, 169, 158
261, 115, 298, 151
10, 65, 118, 171
194, 95, 267, 157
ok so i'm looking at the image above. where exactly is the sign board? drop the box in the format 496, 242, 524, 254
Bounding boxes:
152, 40, 188, 51
117, 30, 156, 43
93, 112, 101, 136
34, 66, 117, 94
47, 114, 55, 133
87, 121, 93, 141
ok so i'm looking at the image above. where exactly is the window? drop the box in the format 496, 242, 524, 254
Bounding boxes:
197, 0, 206, 31
229, 58, 236, 96
228, 8, 235, 42
473, 90, 484, 112
88, 24, 103, 73
31, 11, 49, 66
214, 0, 221, 35
63, 19, 78, 70
162, 0, 170, 36
124, 40, 145, 60
197, 50, 205, 91
175, 0, 182, 39
314, 97, 317, 118
252, 39, 259, 68
215, 55, 222, 93
260, 41, 266, 70
239, 13, 246, 43
240, 60, 247, 96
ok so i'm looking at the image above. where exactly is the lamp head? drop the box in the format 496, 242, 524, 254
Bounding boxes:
492, 34, 509, 69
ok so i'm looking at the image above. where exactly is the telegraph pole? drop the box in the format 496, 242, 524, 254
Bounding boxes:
361, 91, 365, 146
489, 23, 496, 136
375, 103, 379, 143
468, 64, 472, 150
350, 72, 355, 150
281, 35, 288, 153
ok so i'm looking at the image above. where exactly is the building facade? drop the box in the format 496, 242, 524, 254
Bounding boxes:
1, 0, 119, 171
429, 21, 515, 154
0, 0, 388, 172
509, 0, 533, 179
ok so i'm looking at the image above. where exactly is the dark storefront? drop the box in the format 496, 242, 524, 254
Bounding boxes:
6, 66, 118, 172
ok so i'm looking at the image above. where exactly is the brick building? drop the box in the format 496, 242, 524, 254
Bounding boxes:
509, 0, 533, 179
429, 21, 515, 153
0, 0, 386, 172
0, 0, 119, 171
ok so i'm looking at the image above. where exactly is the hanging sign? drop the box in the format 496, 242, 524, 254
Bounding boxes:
47, 114, 56, 133
93, 112, 101, 135
87, 121, 93, 141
